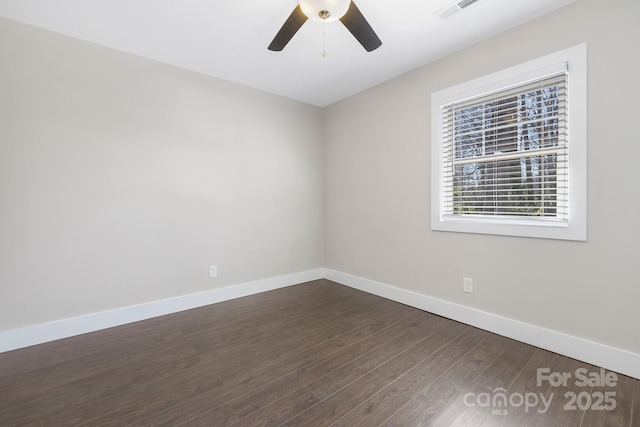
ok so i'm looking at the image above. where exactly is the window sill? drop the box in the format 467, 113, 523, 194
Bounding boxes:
432, 215, 586, 241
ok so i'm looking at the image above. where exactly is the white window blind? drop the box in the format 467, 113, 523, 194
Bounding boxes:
441, 71, 568, 222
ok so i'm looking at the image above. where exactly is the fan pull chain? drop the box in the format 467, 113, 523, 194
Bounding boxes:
322, 20, 327, 57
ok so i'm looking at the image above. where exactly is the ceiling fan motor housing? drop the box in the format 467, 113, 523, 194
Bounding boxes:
299, 0, 351, 22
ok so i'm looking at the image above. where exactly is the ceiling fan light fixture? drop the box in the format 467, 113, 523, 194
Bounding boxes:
268, 0, 381, 52
299, 0, 351, 22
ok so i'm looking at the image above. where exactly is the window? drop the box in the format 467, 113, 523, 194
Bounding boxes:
431, 44, 587, 241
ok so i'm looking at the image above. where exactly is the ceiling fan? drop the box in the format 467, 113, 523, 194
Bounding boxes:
268, 0, 382, 53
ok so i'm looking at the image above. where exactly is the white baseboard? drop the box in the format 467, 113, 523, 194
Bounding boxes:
324, 269, 640, 381
0, 269, 324, 353
3, 267, 638, 381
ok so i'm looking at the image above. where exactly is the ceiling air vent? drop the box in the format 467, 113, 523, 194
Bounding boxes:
436, 0, 480, 20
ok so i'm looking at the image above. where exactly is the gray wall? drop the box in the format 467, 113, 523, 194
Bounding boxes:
325, 0, 640, 355
0, 18, 324, 331
2, 0, 638, 358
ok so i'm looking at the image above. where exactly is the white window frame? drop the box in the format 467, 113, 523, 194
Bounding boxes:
431, 44, 587, 241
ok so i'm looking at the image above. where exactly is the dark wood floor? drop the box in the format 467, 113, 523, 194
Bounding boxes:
0, 280, 638, 426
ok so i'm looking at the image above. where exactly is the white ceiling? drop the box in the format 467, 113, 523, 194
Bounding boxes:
0, 0, 575, 107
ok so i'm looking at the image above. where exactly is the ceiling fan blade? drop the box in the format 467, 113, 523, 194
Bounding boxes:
339, 1, 382, 52
268, 5, 308, 51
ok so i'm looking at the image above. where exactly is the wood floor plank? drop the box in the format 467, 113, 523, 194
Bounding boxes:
281, 321, 470, 426
4, 283, 379, 386
211, 298, 407, 383
496, 347, 566, 426
222, 387, 320, 427
218, 301, 414, 385
220, 311, 449, 426
216, 302, 414, 384
131, 300, 419, 425
7, 368, 223, 426
0, 281, 350, 400
424, 337, 537, 427
580, 371, 635, 427
0, 279, 333, 375
633, 379, 640, 427
380, 333, 510, 426
528, 357, 596, 427
331, 326, 492, 427
470, 337, 538, 392
177, 404, 240, 427
228, 311, 436, 419
0, 280, 637, 426
79, 374, 224, 426
308, 312, 450, 401
0, 282, 359, 424
0, 289, 368, 422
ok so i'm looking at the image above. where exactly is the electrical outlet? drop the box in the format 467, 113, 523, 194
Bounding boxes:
209, 265, 217, 278
463, 277, 473, 294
